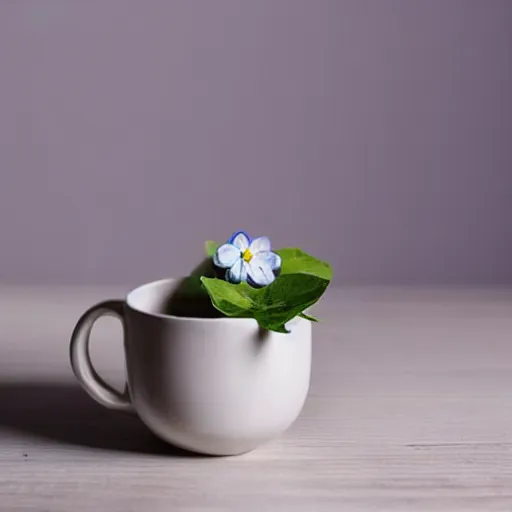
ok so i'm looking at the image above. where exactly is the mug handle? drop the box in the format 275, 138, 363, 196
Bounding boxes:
69, 300, 134, 413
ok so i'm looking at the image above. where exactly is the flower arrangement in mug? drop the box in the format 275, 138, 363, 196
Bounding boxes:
198, 230, 332, 333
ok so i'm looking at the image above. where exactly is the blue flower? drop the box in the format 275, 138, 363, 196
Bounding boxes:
213, 231, 282, 287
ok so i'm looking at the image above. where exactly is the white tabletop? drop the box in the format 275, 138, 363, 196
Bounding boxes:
0, 286, 511, 511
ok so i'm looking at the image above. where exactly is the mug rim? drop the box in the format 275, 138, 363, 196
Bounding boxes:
125, 277, 258, 325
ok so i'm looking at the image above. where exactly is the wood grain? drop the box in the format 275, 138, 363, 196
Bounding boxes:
0, 286, 511, 511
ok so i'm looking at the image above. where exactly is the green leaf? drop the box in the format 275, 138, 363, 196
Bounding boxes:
275, 248, 332, 281
299, 312, 319, 322
205, 240, 220, 257
200, 273, 329, 333
199, 245, 332, 333
200, 277, 254, 317
253, 273, 329, 332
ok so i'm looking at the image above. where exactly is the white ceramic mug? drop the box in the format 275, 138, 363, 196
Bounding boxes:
69, 278, 312, 456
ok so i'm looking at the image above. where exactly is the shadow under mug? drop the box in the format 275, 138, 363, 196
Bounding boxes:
69, 278, 312, 456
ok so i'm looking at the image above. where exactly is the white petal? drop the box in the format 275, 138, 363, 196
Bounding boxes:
229, 231, 250, 251
213, 243, 241, 268
247, 254, 276, 287
226, 259, 247, 284
258, 250, 281, 270
249, 236, 271, 254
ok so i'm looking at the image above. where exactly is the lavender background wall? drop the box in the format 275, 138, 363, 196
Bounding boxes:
1, 0, 511, 286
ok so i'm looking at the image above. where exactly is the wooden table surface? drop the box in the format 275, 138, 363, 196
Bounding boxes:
0, 286, 511, 511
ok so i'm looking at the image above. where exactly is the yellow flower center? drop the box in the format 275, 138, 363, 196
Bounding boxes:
242, 248, 253, 262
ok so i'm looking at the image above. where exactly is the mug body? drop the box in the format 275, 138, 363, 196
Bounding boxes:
124, 278, 312, 456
